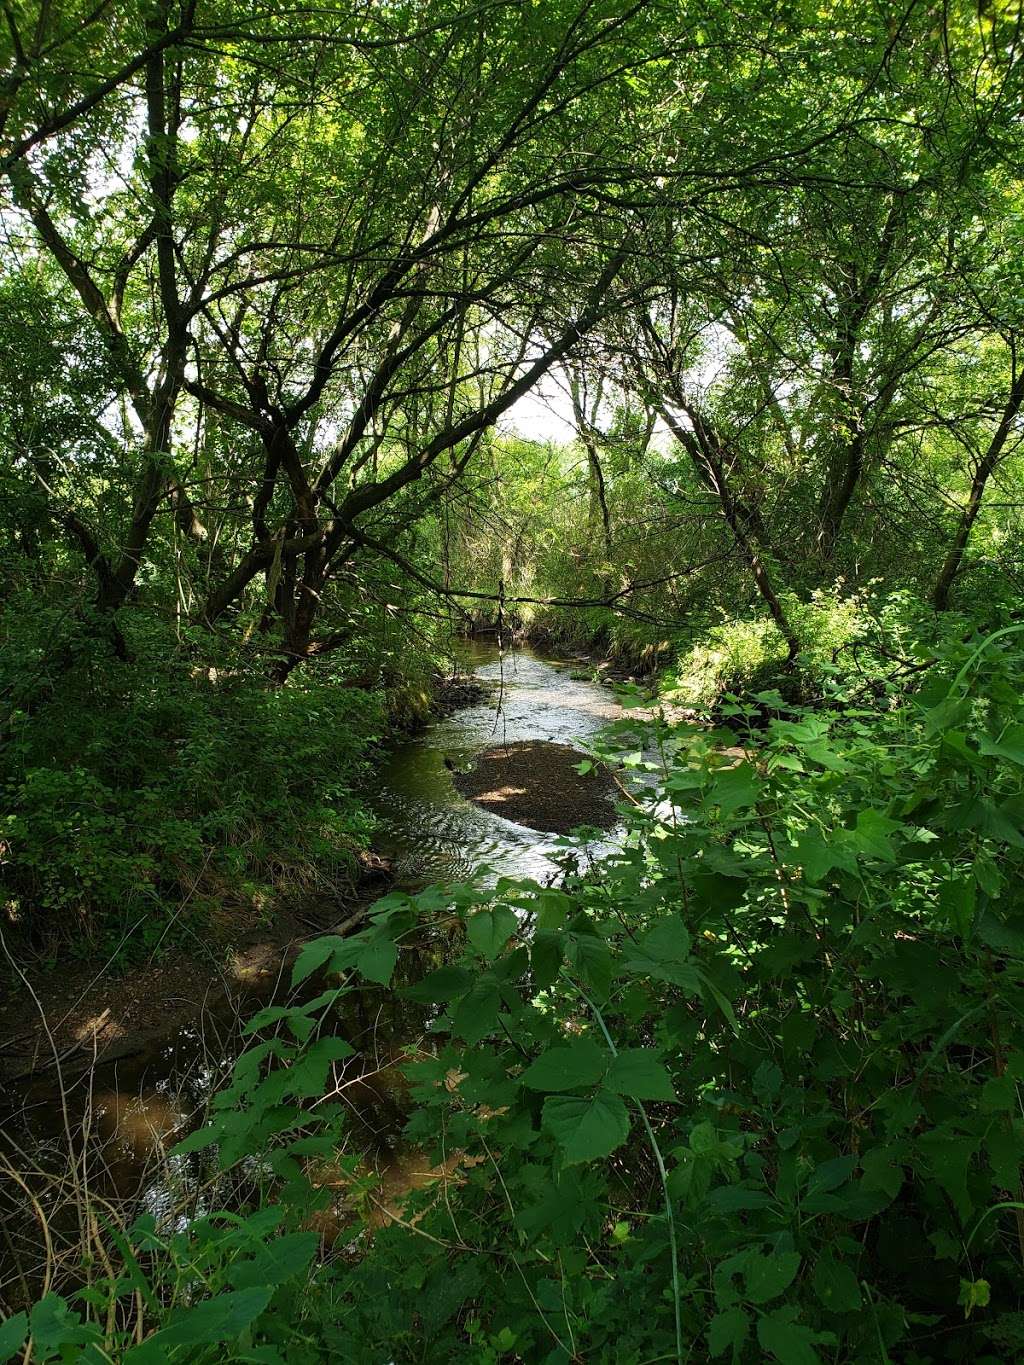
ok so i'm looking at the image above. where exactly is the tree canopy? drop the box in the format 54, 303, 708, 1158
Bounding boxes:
3, 2, 1024, 1362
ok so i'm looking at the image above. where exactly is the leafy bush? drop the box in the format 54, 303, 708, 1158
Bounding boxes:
663, 589, 870, 711
10, 617, 1024, 1361
0, 629, 382, 951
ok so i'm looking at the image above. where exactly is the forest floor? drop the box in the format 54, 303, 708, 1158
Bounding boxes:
0, 855, 391, 1087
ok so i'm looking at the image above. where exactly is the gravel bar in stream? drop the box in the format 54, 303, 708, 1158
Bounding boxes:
453, 739, 617, 834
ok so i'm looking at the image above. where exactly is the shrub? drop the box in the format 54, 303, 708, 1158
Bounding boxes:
0, 637, 382, 951
663, 588, 869, 711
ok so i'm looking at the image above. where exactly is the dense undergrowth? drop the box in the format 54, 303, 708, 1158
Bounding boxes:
5, 604, 1024, 1363
0, 607, 434, 960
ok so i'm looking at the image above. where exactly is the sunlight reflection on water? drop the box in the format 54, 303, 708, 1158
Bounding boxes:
368, 643, 624, 887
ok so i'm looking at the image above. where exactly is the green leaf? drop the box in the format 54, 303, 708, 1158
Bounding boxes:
402, 965, 473, 1003
227, 1232, 317, 1290
621, 918, 697, 991
290, 935, 348, 987
793, 830, 844, 883
811, 1256, 861, 1313
806, 1156, 857, 1196
171, 1125, 220, 1157
705, 1186, 775, 1214
521, 1038, 607, 1091
920, 1132, 978, 1221
532, 930, 563, 989
0, 1312, 28, 1361
356, 937, 397, 984
451, 975, 502, 1045
124, 1289, 272, 1361
706, 762, 760, 815
938, 877, 976, 936
565, 931, 612, 999
605, 1049, 677, 1101
978, 724, 1024, 765
745, 1249, 801, 1304
756, 1307, 829, 1365
28, 1294, 90, 1353
923, 696, 969, 739
959, 1277, 991, 1317
708, 1306, 750, 1358
849, 808, 900, 861
515, 1174, 587, 1241
467, 905, 517, 959
542, 1088, 630, 1164
536, 889, 571, 930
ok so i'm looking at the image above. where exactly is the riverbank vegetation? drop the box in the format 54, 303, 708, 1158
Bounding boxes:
2, 0, 1024, 1360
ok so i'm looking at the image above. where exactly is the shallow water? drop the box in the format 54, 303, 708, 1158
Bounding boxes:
369, 640, 622, 885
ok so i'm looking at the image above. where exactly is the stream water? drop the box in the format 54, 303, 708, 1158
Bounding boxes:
369, 639, 622, 886
0, 643, 625, 1304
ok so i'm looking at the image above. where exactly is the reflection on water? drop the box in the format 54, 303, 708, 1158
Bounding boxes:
369, 641, 622, 885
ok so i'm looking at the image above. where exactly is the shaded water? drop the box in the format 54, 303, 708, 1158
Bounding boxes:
369, 640, 622, 885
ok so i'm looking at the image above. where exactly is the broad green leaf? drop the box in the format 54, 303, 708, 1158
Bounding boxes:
124, 1289, 272, 1361
978, 724, 1024, 764
0, 1312, 28, 1361
451, 975, 502, 1045
745, 1249, 801, 1304
705, 1186, 775, 1214
356, 937, 397, 984
708, 1306, 750, 1357
515, 1174, 587, 1241
535, 889, 571, 930
521, 1038, 607, 1091
923, 696, 970, 739
938, 877, 976, 936
28, 1294, 92, 1352
467, 905, 517, 959
920, 1132, 978, 1221
605, 1049, 676, 1101
793, 830, 842, 883
621, 918, 697, 991
811, 1256, 861, 1313
565, 931, 612, 999
532, 930, 563, 988
849, 808, 900, 861
705, 762, 760, 815
756, 1307, 830, 1365
227, 1232, 318, 1290
542, 1089, 630, 1164
402, 966, 474, 1003
291, 935, 349, 987
806, 1156, 857, 1196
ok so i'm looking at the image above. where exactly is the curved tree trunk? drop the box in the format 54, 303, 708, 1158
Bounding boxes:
933, 366, 1024, 610
658, 403, 800, 661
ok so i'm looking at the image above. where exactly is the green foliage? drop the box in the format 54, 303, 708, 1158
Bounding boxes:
0, 619, 381, 950
662, 588, 868, 711
12, 610, 1024, 1361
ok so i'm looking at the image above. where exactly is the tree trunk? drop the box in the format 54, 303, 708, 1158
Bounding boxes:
933, 367, 1024, 610
659, 403, 800, 661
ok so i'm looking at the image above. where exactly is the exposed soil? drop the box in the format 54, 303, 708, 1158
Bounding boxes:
453, 739, 617, 834
0, 673, 487, 1087
0, 852, 391, 1087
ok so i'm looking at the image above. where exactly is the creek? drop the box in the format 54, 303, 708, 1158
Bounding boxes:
371, 638, 622, 885
0, 643, 625, 1304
